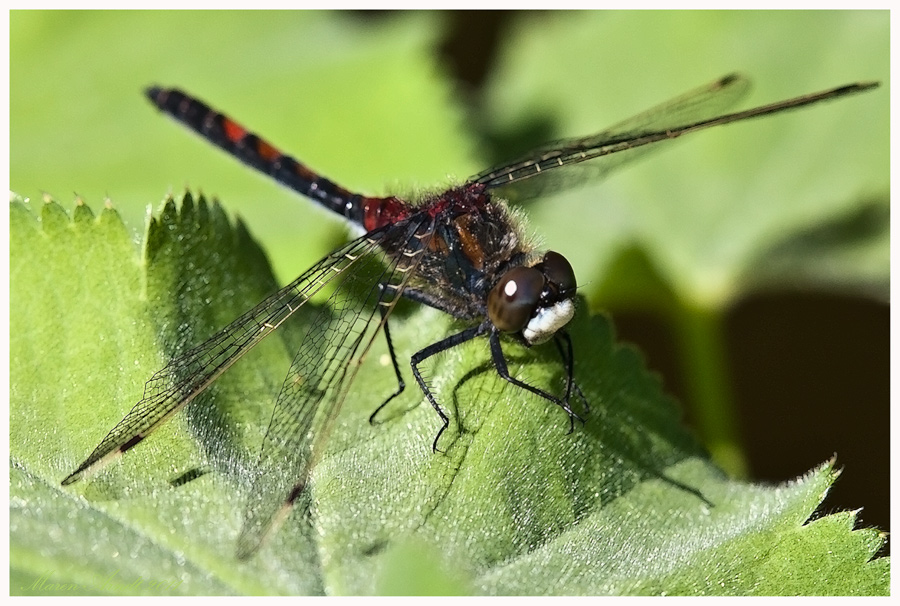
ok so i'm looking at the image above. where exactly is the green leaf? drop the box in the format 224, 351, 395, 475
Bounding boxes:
11, 194, 321, 595
10, 194, 887, 595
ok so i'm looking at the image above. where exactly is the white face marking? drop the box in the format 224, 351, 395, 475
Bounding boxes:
522, 299, 575, 345
504, 280, 518, 297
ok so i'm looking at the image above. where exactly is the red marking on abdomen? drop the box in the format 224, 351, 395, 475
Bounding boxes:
223, 118, 247, 143
256, 139, 282, 162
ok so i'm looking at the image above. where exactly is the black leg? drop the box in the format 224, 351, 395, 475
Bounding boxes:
369, 284, 406, 423
369, 315, 407, 424
554, 330, 589, 415
490, 329, 584, 432
410, 323, 487, 452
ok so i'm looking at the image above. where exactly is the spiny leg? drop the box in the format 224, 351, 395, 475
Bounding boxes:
410, 324, 486, 452
368, 284, 407, 424
489, 329, 583, 432
554, 330, 589, 417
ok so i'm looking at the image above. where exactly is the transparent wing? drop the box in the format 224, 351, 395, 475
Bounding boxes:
62, 222, 400, 486
235, 214, 435, 558
473, 73, 752, 200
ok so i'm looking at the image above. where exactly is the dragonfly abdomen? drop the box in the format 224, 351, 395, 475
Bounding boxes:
146, 86, 411, 232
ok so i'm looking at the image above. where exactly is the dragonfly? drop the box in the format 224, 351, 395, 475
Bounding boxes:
62, 73, 877, 558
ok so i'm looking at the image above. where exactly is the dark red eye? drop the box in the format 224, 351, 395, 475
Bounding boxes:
487, 266, 544, 333
539, 251, 576, 300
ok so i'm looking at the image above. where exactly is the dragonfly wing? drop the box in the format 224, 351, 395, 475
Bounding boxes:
474, 73, 751, 200
61, 224, 399, 486
235, 214, 435, 558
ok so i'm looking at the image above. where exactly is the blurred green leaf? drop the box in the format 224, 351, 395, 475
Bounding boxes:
483, 11, 888, 308
10, 10, 478, 285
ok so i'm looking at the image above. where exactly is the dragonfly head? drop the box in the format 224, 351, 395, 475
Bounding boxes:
487, 251, 577, 345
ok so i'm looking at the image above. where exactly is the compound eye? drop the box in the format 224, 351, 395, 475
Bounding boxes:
540, 251, 576, 299
487, 266, 544, 333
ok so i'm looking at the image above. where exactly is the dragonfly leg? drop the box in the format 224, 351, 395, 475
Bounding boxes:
369, 288, 406, 424
490, 328, 584, 433
554, 330, 589, 418
410, 324, 486, 452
